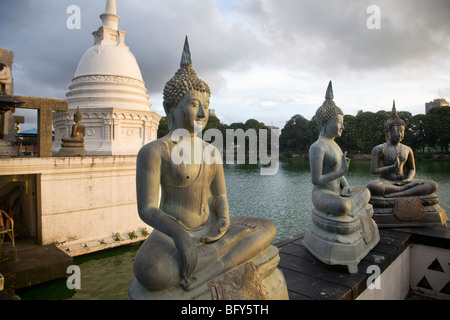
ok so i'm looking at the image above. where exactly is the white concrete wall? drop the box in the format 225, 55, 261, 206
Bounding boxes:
410, 244, 450, 299
0, 156, 152, 255
53, 107, 161, 156
357, 247, 411, 300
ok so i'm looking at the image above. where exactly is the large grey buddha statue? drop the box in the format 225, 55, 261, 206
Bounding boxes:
367, 102, 447, 227
303, 81, 379, 273
129, 37, 288, 300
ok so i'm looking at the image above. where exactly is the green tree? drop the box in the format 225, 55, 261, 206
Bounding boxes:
353, 111, 380, 153
280, 114, 317, 153
337, 115, 364, 154
203, 115, 224, 133
404, 114, 427, 153
425, 106, 450, 152
157, 116, 169, 138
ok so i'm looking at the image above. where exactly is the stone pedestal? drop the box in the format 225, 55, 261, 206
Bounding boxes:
58, 140, 86, 157
303, 204, 380, 273
128, 245, 289, 300
370, 194, 448, 228
0, 140, 17, 158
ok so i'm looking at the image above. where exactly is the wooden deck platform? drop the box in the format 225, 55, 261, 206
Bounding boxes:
276, 226, 450, 300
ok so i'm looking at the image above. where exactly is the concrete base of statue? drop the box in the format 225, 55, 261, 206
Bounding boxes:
303, 204, 380, 273
370, 194, 448, 228
58, 140, 86, 157
128, 245, 289, 300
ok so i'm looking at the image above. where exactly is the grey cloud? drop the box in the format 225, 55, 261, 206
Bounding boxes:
1, 0, 449, 129
232, 0, 450, 75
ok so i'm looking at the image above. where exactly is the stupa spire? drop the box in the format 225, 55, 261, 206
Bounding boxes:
100, 0, 120, 30
105, 0, 117, 15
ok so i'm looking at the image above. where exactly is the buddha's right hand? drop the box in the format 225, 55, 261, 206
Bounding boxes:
395, 154, 405, 168
341, 152, 350, 174
172, 231, 198, 284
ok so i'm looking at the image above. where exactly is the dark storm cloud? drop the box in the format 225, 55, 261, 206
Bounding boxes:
0, 0, 101, 98
234, 0, 450, 74
0, 0, 449, 129
2, 0, 449, 96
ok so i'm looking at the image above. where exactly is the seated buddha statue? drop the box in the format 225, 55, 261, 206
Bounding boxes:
58, 107, 86, 156
367, 103, 447, 226
129, 37, 287, 300
368, 103, 437, 198
303, 81, 379, 273
62, 107, 85, 144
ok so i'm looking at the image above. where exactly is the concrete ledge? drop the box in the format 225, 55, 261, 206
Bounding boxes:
0, 242, 73, 290
357, 246, 410, 299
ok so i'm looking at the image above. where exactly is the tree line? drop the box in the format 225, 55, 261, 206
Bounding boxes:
157, 116, 270, 138
157, 106, 450, 155
279, 106, 450, 155
157, 116, 273, 153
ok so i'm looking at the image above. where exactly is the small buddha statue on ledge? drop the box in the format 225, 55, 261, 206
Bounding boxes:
367, 102, 447, 227
58, 107, 86, 157
128, 37, 288, 300
302, 81, 379, 274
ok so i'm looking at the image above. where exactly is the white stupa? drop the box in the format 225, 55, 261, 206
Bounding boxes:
53, 0, 161, 155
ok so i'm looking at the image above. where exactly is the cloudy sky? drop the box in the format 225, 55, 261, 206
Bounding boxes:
1, 0, 449, 131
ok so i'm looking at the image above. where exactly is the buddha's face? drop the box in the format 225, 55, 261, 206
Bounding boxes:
325, 114, 344, 138
172, 90, 210, 133
388, 125, 404, 144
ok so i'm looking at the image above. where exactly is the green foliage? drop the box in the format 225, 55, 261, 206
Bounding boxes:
157, 116, 169, 138
141, 227, 149, 237
279, 107, 449, 155
279, 114, 318, 153
424, 106, 450, 152
155, 114, 271, 153
155, 106, 449, 155
128, 230, 137, 240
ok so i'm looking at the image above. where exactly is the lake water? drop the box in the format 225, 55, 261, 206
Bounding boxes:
17, 160, 450, 300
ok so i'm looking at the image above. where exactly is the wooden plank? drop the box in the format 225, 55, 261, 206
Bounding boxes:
370, 242, 400, 265
286, 290, 314, 300
276, 229, 415, 300
408, 225, 450, 249
279, 267, 352, 300
279, 251, 365, 288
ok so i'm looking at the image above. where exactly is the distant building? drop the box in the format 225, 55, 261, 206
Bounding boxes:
425, 98, 449, 114
16, 128, 39, 155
